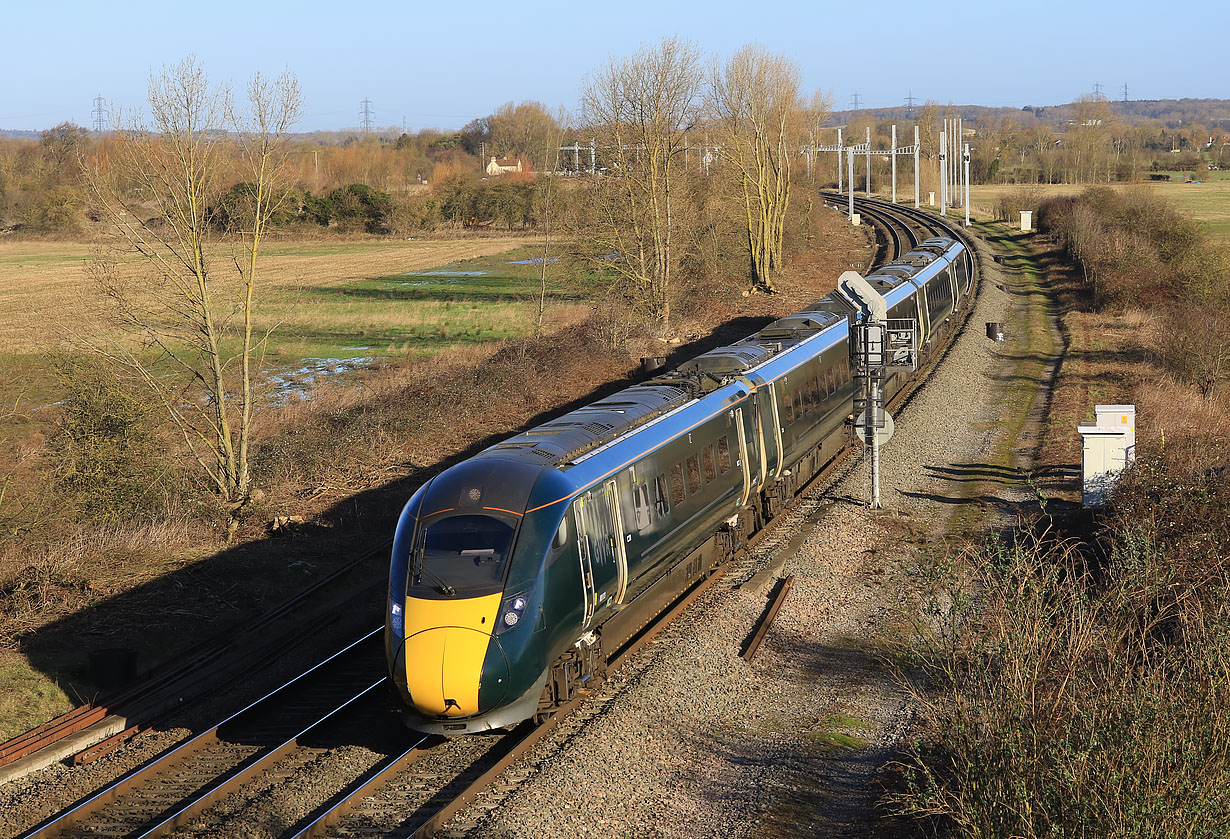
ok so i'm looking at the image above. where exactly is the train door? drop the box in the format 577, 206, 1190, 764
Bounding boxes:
763, 381, 784, 479
572, 499, 596, 628
735, 408, 752, 508
752, 392, 769, 487
603, 479, 629, 604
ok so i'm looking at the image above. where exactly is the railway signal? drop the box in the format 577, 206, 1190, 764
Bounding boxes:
839, 271, 919, 508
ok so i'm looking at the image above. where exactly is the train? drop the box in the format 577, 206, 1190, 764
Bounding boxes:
385, 235, 973, 734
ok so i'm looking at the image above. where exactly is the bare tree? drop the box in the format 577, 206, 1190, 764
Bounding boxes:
579, 37, 703, 331
709, 45, 815, 293
489, 100, 561, 169
83, 57, 300, 540
533, 108, 571, 338
1157, 301, 1230, 401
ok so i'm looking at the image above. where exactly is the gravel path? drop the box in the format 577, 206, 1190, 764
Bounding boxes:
447, 232, 1040, 839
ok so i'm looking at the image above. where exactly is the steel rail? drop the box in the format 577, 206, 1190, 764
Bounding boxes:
0, 538, 392, 773
134, 680, 389, 839
288, 734, 438, 839
741, 575, 795, 661
19, 628, 385, 839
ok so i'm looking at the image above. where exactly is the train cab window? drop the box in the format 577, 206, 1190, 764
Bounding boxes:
717, 436, 731, 473
413, 514, 516, 595
669, 465, 685, 507
685, 454, 702, 495
702, 445, 716, 483
654, 473, 670, 516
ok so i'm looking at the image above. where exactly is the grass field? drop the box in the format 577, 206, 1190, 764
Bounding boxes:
0, 235, 591, 413
968, 179, 1230, 239
0, 236, 532, 354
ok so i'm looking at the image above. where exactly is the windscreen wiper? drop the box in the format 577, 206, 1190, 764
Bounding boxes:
417, 562, 457, 597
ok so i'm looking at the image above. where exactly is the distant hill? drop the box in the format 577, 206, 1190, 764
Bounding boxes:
827, 98, 1230, 131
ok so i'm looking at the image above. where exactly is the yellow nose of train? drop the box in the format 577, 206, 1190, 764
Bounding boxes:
401, 593, 504, 717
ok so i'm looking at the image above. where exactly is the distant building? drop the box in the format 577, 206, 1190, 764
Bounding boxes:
486, 156, 527, 176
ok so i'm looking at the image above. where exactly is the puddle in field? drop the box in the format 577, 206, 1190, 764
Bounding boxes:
268, 356, 372, 404
400, 279, 461, 287
505, 257, 559, 265
401, 269, 489, 277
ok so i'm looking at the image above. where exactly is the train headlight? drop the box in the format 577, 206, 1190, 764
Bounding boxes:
389, 600, 404, 638
495, 590, 532, 635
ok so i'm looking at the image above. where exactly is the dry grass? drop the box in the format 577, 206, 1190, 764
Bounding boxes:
0, 236, 528, 354
969, 181, 1230, 239
0, 517, 206, 741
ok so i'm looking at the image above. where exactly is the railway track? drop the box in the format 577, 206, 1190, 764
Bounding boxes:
10, 195, 983, 839
19, 631, 399, 839
0, 540, 392, 781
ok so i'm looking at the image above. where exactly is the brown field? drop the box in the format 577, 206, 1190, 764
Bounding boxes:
0, 236, 530, 354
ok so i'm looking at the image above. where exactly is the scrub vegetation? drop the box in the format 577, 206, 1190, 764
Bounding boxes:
893, 191, 1230, 837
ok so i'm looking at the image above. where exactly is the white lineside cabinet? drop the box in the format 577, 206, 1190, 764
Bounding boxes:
1094, 404, 1136, 462
1077, 404, 1137, 507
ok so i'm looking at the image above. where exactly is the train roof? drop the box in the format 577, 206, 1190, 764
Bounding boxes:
472, 238, 962, 473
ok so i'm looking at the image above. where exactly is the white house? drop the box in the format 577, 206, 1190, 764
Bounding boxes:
486, 156, 527, 176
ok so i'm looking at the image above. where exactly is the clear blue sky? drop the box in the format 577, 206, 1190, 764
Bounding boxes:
1, 0, 1221, 132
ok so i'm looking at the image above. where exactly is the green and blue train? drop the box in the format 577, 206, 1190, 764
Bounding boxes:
386, 237, 972, 734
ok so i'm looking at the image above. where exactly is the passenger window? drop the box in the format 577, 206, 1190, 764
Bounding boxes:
669, 465, 685, 507
654, 473, 670, 516
685, 454, 701, 495
809, 376, 820, 408
633, 482, 651, 530
702, 445, 716, 483
792, 390, 803, 421
783, 392, 794, 423
717, 436, 731, 473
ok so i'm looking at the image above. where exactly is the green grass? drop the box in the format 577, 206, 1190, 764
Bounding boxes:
258, 248, 589, 362
970, 179, 1230, 240
0, 654, 74, 743
806, 730, 867, 749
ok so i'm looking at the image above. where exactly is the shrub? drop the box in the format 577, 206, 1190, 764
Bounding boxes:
994, 185, 1044, 223
896, 454, 1230, 837
302, 183, 393, 233
1039, 187, 1209, 309
389, 192, 441, 234
47, 358, 170, 522
212, 182, 301, 231
20, 186, 81, 234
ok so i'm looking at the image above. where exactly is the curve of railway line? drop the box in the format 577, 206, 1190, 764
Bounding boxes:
8, 196, 984, 839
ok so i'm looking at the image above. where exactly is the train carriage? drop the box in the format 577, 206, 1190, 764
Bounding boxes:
386, 236, 972, 735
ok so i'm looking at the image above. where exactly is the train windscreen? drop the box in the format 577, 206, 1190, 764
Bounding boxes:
411, 514, 517, 595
